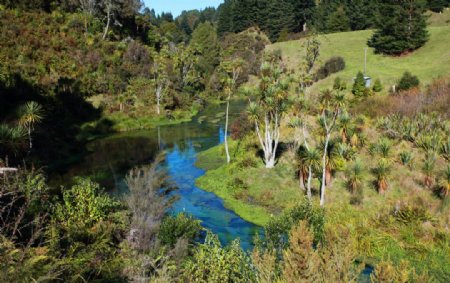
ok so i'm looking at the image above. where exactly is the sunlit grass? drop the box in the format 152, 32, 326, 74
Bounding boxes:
268, 26, 450, 93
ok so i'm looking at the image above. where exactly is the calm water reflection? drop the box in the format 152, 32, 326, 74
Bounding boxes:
57, 101, 261, 249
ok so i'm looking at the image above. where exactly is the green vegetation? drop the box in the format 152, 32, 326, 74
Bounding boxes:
368, 0, 429, 55
397, 71, 421, 92
196, 26, 450, 279
105, 107, 199, 132
1, 0, 450, 281
268, 27, 450, 90
196, 140, 284, 226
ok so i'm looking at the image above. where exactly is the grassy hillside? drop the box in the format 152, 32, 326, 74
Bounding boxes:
267, 26, 450, 92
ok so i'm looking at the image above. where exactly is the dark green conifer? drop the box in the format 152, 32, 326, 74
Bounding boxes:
352, 71, 366, 97
368, 0, 429, 55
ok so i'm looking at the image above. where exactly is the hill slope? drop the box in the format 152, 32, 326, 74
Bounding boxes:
268, 26, 450, 91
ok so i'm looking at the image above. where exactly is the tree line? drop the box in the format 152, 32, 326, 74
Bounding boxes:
216, 0, 449, 42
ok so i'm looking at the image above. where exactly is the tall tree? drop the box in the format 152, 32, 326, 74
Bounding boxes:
231, 0, 258, 33
346, 0, 378, 31
327, 6, 350, 32
190, 22, 220, 77
150, 48, 170, 115
318, 90, 345, 206
217, 0, 234, 36
368, 0, 429, 55
248, 56, 290, 168
427, 0, 449, 12
219, 58, 244, 164
265, 0, 295, 41
18, 101, 44, 150
289, 0, 316, 32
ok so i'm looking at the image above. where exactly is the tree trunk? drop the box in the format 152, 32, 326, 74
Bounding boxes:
254, 113, 279, 169
156, 98, 160, 115
326, 165, 332, 186
299, 169, 305, 191
224, 98, 231, 163
28, 126, 32, 150
320, 134, 330, 207
307, 166, 312, 201
157, 126, 161, 150
102, 3, 111, 40
156, 84, 162, 115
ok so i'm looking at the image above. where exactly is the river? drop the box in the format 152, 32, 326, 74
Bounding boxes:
54, 101, 261, 249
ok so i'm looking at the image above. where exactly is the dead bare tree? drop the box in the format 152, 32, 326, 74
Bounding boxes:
125, 155, 174, 252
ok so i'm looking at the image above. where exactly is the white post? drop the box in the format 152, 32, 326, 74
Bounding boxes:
364, 47, 367, 75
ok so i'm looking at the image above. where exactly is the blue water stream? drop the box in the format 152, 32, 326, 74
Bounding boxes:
58, 101, 261, 249
166, 137, 261, 250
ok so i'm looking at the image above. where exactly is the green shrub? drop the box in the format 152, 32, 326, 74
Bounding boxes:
333, 76, 347, 91
352, 71, 367, 97
183, 232, 256, 282
262, 199, 325, 250
236, 157, 258, 169
228, 177, 248, 191
372, 78, 383, 92
54, 178, 120, 228
315, 57, 346, 81
392, 204, 434, 225
158, 213, 202, 247
397, 72, 420, 92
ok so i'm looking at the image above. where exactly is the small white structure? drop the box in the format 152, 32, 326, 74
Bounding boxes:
0, 168, 18, 174
364, 76, 372, 87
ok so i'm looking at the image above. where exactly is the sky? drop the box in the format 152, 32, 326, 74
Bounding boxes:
143, 0, 224, 17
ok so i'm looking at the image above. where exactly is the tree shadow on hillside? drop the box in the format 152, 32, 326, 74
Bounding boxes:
254, 142, 289, 167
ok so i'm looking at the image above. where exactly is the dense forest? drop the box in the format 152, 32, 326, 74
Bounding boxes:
1, 0, 450, 282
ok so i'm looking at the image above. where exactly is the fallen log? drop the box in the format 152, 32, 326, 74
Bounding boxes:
0, 168, 18, 174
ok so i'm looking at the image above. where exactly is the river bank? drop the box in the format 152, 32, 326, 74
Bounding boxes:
195, 138, 303, 226
52, 99, 262, 249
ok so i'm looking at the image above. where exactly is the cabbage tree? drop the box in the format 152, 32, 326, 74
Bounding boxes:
248, 59, 290, 168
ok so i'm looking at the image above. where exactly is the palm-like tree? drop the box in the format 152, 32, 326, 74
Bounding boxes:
439, 164, 450, 198
422, 151, 436, 188
416, 133, 442, 153
337, 142, 356, 161
376, 138, 392, 159
440, 137, 450, 161
373, 158, 391, 194
338, 111, 351, 144
288, 117, 304, 150
399, 151, 413, 168
0, 123, 27, 156
346, 159, 365, 194
298, 146, 321, 201
18, 101, 43, 150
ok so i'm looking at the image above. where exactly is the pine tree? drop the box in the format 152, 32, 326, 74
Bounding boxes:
372, 79, 383, 92
345, 0, 378, 31
327, 6, 350, 32
289, 0, 316, 32
397, 71, 420, 91
190, 22, 219, 76
352, 71, 366, 97
368, 0, 429, 55
427, 0, 449, 12
217, 0, 234, 36
231, 0, 258, 33
256, 0, 271, 31
313, 0, 340, 32
266, 0, 295, 42
179, 16, 192, 37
